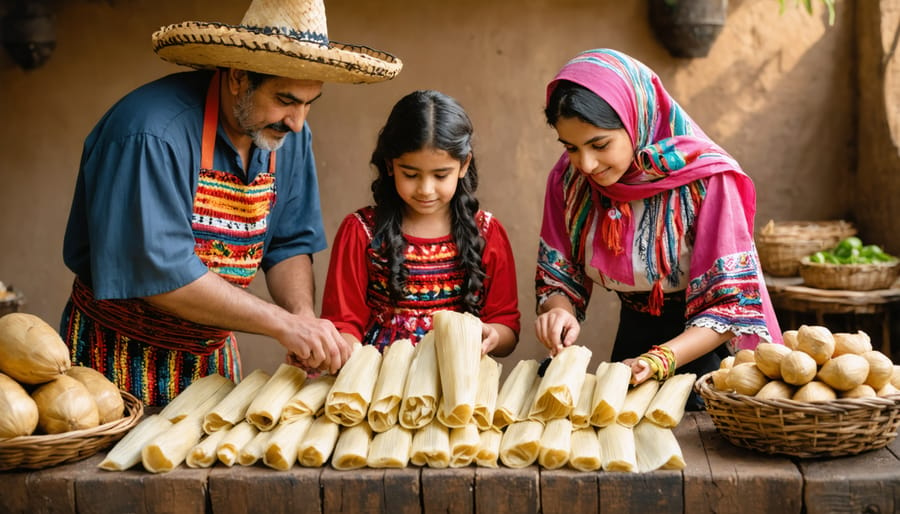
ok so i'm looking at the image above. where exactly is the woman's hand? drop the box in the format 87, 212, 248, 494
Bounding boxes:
535, 307, 580, 356
624, 357, 653, 385
481, 323, 500, 355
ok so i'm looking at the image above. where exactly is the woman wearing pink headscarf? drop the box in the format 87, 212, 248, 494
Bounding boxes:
534, 49, 781, 404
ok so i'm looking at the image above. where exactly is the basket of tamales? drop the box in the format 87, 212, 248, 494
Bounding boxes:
695, 326, 900, 458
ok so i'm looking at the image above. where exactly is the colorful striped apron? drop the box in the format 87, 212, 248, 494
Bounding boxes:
62, 71, 278, 406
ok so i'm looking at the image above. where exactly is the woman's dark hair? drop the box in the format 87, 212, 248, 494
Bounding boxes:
369, 90, 485, 314
545, 80, 624, 129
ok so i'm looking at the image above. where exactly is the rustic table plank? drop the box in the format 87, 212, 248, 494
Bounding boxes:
0, 452, 93, 514
0, 467, 30, 514
598, 467, 682, 514
692, 413, 803, 514
76, 459, 209, 514
540, 468, 598, 514
677, 412, 713, 513
209, 464, 323, 514
421, 466, 474, 514
474, 466, 539, 514
383, 466, 421, 514
800, 447, 900, 514
321, 467, 386, 513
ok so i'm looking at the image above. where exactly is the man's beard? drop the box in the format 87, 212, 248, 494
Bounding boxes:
233, 88, 288, 152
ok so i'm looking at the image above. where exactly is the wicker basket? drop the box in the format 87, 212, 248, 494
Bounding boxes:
695, 372, 900, 458
799, 257, 900, 291
0, 390, 143, 471
755, 220, 857, 277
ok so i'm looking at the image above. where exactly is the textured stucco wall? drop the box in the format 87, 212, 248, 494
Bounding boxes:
0, 0, 857, 375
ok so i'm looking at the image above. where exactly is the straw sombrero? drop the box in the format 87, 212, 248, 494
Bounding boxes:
151, 0, 402, 84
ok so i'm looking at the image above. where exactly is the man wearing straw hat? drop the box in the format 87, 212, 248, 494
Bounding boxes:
60, 0, 402, 406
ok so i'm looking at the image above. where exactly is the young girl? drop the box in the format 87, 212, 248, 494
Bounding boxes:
533, 49, 782, 399
321, 90, 520, 357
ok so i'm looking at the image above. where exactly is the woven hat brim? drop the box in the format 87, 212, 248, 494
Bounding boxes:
152, 22, 402, 84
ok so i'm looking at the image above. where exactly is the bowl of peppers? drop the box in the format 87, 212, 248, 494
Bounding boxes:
799, 237, 900, 291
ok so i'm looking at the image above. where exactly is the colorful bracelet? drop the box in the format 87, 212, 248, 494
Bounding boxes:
637, 345, 677, 381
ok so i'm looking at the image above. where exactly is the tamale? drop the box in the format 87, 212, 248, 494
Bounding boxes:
597, 422, 636, 472
528, 345, 592, 421
238, 428, 273, 466
492, 359, 540, 430
246, 363, 307, 431
186, 428, 230, 468
449, 422, 480, 468
217, 421, 258, 467
298, 415, 341, 467
499, 420, 543, 469
434, 310, 482, 428
473, 356, 502, 431
617, 380, 660, 428
366, 425, 412, 468
568, 427, 601, 472
570, 373, 596, 429
142, 414, 206, 473
203, 368, 271, 433
99, 414, 172, 471
159, 373, 235, 423
368, 339, 416, 432
282, 375, 336, 422
331, 423, 372, 470
590, 361, 632, 427
263, 415, 314, 471
645, 373, 697, 428
633, 419, 685, 472
325, 344, 382, 427
410, 418, 450, 468
474, 429, 502, 468
399, 332, 441, 430
538, 418, 572, 470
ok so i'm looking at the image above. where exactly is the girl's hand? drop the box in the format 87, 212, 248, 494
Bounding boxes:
481, 323, 500, 355
625, 357, 653, 385
535, 307, 580, 356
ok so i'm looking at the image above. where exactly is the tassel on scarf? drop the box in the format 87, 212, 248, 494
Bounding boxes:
600, 202, 631, 255
649, 280, 664, 316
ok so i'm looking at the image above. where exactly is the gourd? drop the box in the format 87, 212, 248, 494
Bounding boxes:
754, 343, 791, 379
780, 350, 818, 386
0, 371, 39, 438
31, 374, 100, 434
66, 365, 124, 424
792, 381, 837, 402
725, 363, 767, 396
0, 312, 71, 384
782, 330, 799, 350
832, 331, 872, 357
861, 351, 893, 390
754, 380, 794, 400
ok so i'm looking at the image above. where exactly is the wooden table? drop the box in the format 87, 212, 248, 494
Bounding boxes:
2, 412, 899, 514
765, 274, 900, 357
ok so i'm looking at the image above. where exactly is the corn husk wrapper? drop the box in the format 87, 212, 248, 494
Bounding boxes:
598, 422, 636, 472
493, 359, 540, 430
246, 364, 307, 431
570, 373, 596, 429
399, 332, 441, 429
332, 423, 372, 470
263, 415, 314, 471
449, 422, 480, 468
238, 428, 273, 466
617, 380, 660, 428
142, 414, 206, 473
590, 361, 632, 427
568, 427, 601, 472
475, 429, 502, 468
326, 344, 382, 427
499, 420, 543, 469
159, 373, 234, 423
367, 339, 416, 432
634, 419, 685, 472
282, 375, 336, 421
434, 311, 483, 428
646, 373, 696, 428
99, 414, 173, 471
186, 427, 230, 468
367, 425, 412, 468
529, 345, 592, 422
204, 369, 271, 433
539, 418, 572, 470
298, 415, 341, 467
217, 421, 259, 467
410, 419, 450, 468
473, 356, 502, 431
